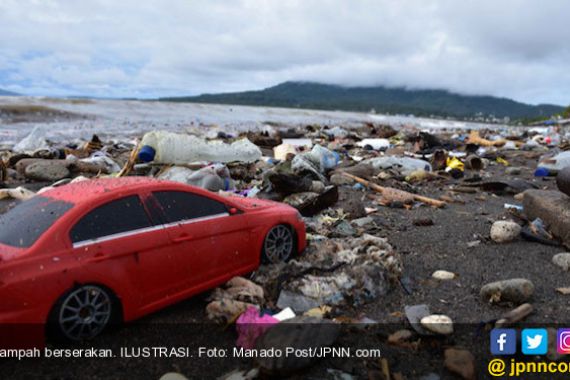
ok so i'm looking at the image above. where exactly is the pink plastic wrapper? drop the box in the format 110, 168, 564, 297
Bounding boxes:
236, 306, 279, 349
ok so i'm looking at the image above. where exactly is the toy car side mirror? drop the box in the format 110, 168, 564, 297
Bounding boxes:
228, 207, 238, 215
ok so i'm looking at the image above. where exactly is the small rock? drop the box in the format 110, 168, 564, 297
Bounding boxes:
159, 373, 189, 380
432, 270, 456, 280
351, 216, 374, 228
556, 166, 570, 197
333, 220, 356, 237
466, 240, 481, 248
420, 314, 454, 335
7, 168, 19, 180
24, 160, 70, 182
330, 173, 353, 186
413, 217, 434, 226
490, 221, 521, 243
309, 181, 325, 193
556, 287, 570, 295
553, 253, 570, 271
444, 348, 475, 379
480, 278, 534, 304
505, 167, 522, 176
405, 304, 431, 335
387, 329, 414, 345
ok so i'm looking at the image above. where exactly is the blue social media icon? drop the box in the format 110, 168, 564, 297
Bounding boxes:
491, 329, 517, 355
522, 329, 548, 355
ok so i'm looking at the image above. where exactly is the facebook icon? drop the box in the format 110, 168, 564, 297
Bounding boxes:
491, 329, 517, 355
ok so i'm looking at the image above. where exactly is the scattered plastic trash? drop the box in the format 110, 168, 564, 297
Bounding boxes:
2, 106, 570, 380
465, 155, 483, 171
79, 152, 122, 174
504, 203, 524, 212
12, 126, 50, 153
138, 145, 156, 162
445, 156, 464, 172
496, 157, 509, 166
272, 307, 296, 322
206, 277, 264, 322
235, 306, 278, 349
140, 131, 262, 164
356, 138, 390, 150
323, 126, 349, 138
281, 138, 313, 148
521, 217, 559, 246
534, 167, 552, 177
536, 151, 570, 175
291, 145, 340, 182
283, 186, 339, 216
0, 186, 35, 200
158, 164, 234, 191
273, 143, 297, 161
276, 290, 321, 313
261, 233, 402, 310
364, 156, 431, 176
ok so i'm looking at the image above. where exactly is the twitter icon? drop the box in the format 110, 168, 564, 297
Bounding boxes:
522, 329, 548, 355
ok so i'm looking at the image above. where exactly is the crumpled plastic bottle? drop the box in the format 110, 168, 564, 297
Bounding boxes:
140, 131, 262, 164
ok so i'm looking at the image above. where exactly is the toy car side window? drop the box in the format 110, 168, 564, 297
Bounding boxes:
70, 195, 152, 243
152, 191, 228, 223
0, 196, 73, 248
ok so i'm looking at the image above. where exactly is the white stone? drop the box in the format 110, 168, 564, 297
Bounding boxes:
420, 314, 454, 335
432, 270, 456, 280
490, 221, 521, 243
553, 253, 570, 271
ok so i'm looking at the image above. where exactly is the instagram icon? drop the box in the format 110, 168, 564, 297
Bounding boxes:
557, 329, 570, 354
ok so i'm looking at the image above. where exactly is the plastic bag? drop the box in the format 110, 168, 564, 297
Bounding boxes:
158, 164, 234, 192
13, 126, 49, 153
357, 138, 390, 150
235, 307, 278, 349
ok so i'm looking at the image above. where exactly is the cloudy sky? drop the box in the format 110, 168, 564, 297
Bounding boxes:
0, 0, 568, 105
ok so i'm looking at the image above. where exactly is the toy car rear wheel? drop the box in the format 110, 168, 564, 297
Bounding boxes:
49, 285, 116, 341
262, 224, 295, 263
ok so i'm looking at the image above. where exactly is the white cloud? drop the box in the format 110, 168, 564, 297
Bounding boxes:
0, 0, 568, 104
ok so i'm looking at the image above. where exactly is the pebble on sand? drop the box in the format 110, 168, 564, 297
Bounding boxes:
420, 314, 454, 335
490, 221, 521, 243
552, 253, 570, 271
432, 270, 456, 280
480, 278, 534, 304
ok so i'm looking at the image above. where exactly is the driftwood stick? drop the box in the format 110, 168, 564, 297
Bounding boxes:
341, 171, 446, 208
118, 143, 141, 177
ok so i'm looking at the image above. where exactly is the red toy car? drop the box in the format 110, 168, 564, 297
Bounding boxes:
0, 177, 305, 342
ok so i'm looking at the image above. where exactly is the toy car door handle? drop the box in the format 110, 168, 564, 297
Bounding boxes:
87, 252, 108, 263
173, 234, 193, 243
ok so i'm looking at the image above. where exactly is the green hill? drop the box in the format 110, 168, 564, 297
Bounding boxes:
160, 81, 563, 120
0, 88, 19, 96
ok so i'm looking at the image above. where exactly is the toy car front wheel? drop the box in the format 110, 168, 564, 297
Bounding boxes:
49, 285, 115, 341
262, 224, 295, 263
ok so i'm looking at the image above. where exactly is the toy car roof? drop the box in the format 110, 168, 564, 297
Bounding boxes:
42, 177, 170, 204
